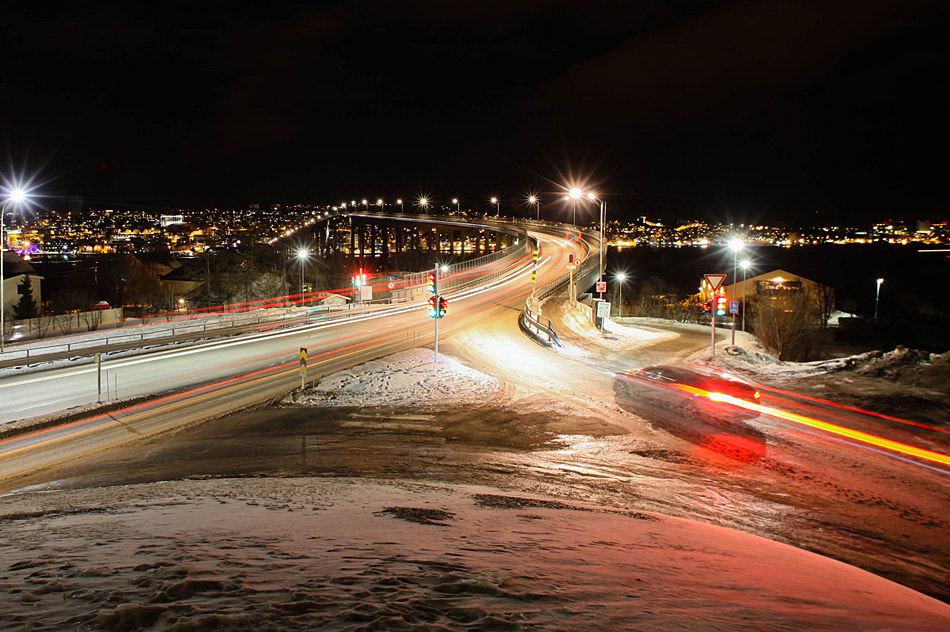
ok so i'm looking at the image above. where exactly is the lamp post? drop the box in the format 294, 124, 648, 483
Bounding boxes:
491, 197, 499, 217
568, 187, 582, 225
616, 272, 626, 317
296, 249, 308, 305
376, 198, 383, 212
397, 198, 403, 212
1, 187, 28, 353
362, 199, 368, 213
452, 198, 459, 214
874, 278, 884, 319
527, 195, 539, 220
598, 196, 605, 298
418, 196, 429, 216
728, 239, 743, 345
740, 259, 750, 332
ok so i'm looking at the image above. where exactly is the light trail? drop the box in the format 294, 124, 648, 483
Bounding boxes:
757, 384, 950, 436
691, 389, 950, 468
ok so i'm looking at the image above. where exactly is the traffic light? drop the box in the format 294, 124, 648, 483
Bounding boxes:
702, 301, 712, 313
427, 295, 447, 318
427, 271, 437, 293
715, 294, 727, 316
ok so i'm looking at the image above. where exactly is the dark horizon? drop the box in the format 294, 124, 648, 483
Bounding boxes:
2, 1, 947, 226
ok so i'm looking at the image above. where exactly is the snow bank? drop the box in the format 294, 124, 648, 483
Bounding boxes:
283, 348, 501, 408
556, 302, 674, 351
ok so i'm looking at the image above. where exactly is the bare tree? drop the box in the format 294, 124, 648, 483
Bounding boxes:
750, 290, 821, 361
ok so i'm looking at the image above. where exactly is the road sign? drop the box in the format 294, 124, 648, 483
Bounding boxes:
730, 301, 739, 315
387, 282, 395, 290
596, 300, 611, 318
595, 281, 607, 293
705, 274, 727, 291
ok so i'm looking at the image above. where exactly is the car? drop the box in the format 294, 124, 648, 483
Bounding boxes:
613, 364, 761, 422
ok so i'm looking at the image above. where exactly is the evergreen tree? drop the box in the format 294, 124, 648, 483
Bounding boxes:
13, 274, 40, 319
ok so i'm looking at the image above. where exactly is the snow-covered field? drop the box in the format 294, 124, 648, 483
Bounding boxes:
2, 477, 947, 631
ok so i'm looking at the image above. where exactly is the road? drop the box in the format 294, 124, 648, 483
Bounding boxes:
0, 228, 590, 484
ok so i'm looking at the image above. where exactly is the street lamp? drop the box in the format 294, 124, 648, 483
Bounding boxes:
615, 272, 627, 317
729, 239, 743, 344
1, 187, 28, 353
527, 195, 539, 220
568, 187, 582, 225
296, 248, 308, 304
452, 198, 459, 213
491, 196, 499, 217
362, 199, 368, 213
376, 198, 383, 211
874, 278, 884, 319
397, 198, 403, 212
418, 196, 429, 215
740, 259, 751, 332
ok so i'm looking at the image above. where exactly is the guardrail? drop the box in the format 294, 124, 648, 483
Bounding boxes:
395, 226, 532, 300
0, 302, 367, 363
519, 300, 561, 347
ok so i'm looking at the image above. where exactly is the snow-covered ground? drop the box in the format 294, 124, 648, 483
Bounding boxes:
2, 477, 947, 631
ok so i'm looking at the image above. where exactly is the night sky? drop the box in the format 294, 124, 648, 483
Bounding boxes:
2, 1, 947, 224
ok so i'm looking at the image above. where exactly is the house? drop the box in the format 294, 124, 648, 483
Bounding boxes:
715, 268, 836, 324
1, 250, 42, 315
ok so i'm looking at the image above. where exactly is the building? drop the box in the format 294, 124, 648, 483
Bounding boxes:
1, 250, 43, 315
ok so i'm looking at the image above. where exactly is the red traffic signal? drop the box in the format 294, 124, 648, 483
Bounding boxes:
427, 295, 447, 319
427, 272, 437, 293
715, 294, 727, 316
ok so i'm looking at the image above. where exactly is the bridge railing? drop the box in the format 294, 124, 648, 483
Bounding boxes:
394, 226, 532, 300
519, 299, 562, 347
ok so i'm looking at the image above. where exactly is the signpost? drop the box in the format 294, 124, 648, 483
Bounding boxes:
704, 274, 726, 358
596, 300, 611, 328
299, 347, 308, 390
595, 281, 607, 293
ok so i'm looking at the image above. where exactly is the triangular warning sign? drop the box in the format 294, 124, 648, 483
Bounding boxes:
704, 274, 727, 291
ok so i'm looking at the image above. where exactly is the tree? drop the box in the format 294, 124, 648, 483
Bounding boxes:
13, 274, 40, 320
750, 290, 820, 361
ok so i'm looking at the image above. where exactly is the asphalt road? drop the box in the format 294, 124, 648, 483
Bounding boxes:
0, 228, 590, 485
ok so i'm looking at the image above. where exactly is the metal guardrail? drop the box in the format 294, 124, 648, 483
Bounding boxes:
534, 253, 600, 302
519, 300, 561, 347
395, 227, 532, 299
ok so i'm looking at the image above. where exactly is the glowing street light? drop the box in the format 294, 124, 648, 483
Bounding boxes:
376, 198, 383, 210
568, 187, 582, 225
740, 259, 751, 332
729, 238, 743, 345
874, 278, 884, 319
452, 198, 459, 213
615, 272, 627, 317
1, 186, 29, 353
418, 196, 429, 215
527, 195, 539, 220
490, 196, 499, 217
362, 199, 368, 212
397, 198, 403, 212
296, 248, 309, 304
